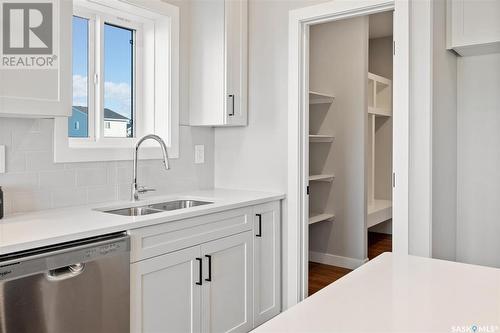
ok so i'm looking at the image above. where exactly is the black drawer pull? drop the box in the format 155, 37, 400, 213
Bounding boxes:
205, 255, 212, 281
256, 214, 262, 237
196, 258, 202, 285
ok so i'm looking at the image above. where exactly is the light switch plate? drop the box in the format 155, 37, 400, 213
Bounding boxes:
0, 145, 5, 173
194, 144, 204, 164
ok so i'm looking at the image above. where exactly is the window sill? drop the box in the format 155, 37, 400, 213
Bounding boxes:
54, 118, 179, 163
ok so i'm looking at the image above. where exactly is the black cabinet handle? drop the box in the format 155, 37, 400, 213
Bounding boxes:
228, 94, 235, 116
256, 214, 262, 237
196, 258, 202, 285
205, 255, 212, 281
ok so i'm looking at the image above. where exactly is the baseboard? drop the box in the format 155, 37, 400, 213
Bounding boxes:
309, 251, 368, 270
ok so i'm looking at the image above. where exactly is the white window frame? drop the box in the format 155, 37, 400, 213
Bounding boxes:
54, 0, 180, 162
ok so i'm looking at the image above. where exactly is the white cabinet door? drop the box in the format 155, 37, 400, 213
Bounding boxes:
447, 0, 500, 56
253, 201, 281, 327
201, 232, 253, 333
131, 245, 202, 333
189, 0, 248, 127
0, 0, 72, 118
224, 0, 248, 126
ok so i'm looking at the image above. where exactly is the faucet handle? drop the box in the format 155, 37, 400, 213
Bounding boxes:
137, 185, 156, 194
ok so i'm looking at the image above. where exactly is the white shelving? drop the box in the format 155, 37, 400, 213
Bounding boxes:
309, 174, 335, 182
367, 200, 392, 228
367, 72, 392, 229
367, 73, 392, 117
308, 90, 335, 227
309, 91, 335, 105
309, 212, 335, 225
309, 134, 335, 143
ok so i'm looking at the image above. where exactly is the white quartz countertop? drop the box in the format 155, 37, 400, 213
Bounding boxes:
255, 253, 500, 333
0, 188, 284, 255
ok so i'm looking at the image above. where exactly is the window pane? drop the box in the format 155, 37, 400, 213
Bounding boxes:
69, 16, 89, 138
104, 23, 134, 138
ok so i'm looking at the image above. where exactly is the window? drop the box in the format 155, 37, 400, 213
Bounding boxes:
68, 7, 138, 140
55, 0, 180, 162
103, 23, 134, 138
69, 16, 89, 138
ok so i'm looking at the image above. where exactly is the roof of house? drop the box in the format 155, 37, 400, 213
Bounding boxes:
72, 106, 130, 121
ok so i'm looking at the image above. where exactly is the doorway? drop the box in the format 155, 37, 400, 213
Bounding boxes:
306, 9, 394, 296
287, 0, 410, 304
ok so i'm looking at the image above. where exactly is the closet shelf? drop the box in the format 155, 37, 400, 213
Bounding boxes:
368, 72, 391, 85
309, 212, 335, 225
367, 72, 392, 117
309, 91, 335, 105
367, 199, 392, 228
309, 174, 335, 182
368, 107, 391, 117
309, 134, 335, 143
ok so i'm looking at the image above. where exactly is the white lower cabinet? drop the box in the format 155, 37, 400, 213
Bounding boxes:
131, 245, 202, 333
130, 202, 281, 333
252, 201, 281, 327
201, 232, 253, 333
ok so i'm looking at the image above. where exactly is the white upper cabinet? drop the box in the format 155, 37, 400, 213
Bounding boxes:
447, 0, 500, 56
0, 0, 72, 117
189, 0, 248, 126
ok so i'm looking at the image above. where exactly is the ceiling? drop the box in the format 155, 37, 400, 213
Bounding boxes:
369, 11, 393, 39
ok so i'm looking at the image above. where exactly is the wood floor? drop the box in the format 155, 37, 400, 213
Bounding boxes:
308, 232, 392, 295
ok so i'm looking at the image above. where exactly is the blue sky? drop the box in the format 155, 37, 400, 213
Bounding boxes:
72, 16, 133, 119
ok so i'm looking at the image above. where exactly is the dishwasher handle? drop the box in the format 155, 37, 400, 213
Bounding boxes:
45, 263, 85, 281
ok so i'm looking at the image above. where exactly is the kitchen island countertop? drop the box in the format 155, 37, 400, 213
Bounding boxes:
255, 253, 500, 333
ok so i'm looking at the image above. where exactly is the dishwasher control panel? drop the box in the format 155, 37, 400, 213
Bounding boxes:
0, 233, 130, 282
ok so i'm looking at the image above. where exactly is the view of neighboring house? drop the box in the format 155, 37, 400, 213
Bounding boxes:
69, 106, 131, 138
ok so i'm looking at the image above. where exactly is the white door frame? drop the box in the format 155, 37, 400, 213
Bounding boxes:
287, 0, 410, 306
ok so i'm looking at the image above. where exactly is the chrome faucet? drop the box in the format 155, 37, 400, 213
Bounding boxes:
132, 134, 170, 201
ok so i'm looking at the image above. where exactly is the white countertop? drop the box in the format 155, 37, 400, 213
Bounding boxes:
0, 188, 284, 255
255, 253, 500, 333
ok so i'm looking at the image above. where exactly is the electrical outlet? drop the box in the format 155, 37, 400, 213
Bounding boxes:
194, 144, 205, 164
0, 145, 5, 174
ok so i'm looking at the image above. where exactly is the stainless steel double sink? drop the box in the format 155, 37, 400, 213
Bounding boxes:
103, 200, 213, 216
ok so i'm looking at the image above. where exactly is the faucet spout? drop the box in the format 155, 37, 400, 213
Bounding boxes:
132, 134, 170, 201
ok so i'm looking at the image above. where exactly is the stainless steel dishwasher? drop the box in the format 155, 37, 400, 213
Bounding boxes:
0, 232, 130, 333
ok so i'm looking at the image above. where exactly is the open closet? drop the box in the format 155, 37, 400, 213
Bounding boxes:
307, 11, 393, 295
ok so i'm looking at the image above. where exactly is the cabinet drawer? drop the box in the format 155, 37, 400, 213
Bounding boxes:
130, 207, 253, 262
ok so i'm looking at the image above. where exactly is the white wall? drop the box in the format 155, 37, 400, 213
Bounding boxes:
308, 17, 368, 263
408, 0, 433, 257
456, 53, 500, 268
0, 0, 215, 214
214, 0, 327, 192
213, 0, 328, 308
431, 0, 458, 261
369, 37, 393, 79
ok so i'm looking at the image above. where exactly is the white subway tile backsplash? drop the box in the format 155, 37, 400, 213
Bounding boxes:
117, 183, 132, 201
116, 167, 133, 184
76, 168, 108, 187
0, 173, 39, 191
87, 186, 116, 204
26, 151, 64, 171
11, 191, 52, 213
0, 119, 214, 215
39, 170, 76, 189
51, 188, 87, 208
12, 123, 52, 152
6, 147, 26, 172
